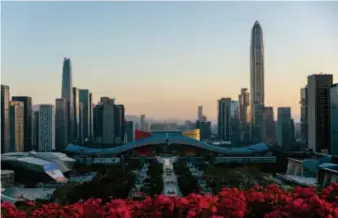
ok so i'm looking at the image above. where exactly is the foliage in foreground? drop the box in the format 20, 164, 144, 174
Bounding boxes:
2, 183, 338, 218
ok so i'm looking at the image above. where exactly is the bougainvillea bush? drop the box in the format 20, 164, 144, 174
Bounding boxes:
2, 183, 338, 218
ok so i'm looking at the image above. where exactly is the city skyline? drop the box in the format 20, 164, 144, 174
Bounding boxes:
2, 2, 338, 122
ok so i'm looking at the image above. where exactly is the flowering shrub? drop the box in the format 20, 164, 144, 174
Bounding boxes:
2, 183, 338, 218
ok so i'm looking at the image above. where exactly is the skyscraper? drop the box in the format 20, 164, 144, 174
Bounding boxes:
330, 84, 338, 156
262, 107, 275, 145
9, 101, 24, 152
140, 114, 146, 131
55, 98, 68, 150
238, 88, 251, 143
73, 87, 80, 142
250, 21, 265, 143
300, 87, 308, 145
12, 96, 33, 151
33, 110, 39, 150
89, 93, 94, 139
94, 97, 115, 144
79, 89, 91, 143
38, 104, 55, 152
276, 107, 294, 148
114, 104, 125, 144
307, 74, 333, 153
126, 121, 134, 143
217, 98, 231, 141
1, 85, 10, 153
198, 105, 203, 121
61, 58, 74, 143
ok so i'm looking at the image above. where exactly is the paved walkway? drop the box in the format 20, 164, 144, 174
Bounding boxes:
156, 156, 182, 197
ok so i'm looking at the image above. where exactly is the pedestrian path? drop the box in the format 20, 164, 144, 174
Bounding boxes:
156, 156, 182, 197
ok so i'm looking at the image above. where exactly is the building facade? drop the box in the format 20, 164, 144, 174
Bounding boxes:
238, 88, 251, 143
61, 58, 74, 143
55, 98, 69, 150
307, 74, 333, 153
140, 114, 146, 131
331, 84, 338, 156
94, 97, 115, 144
126, 121, 134, 143
114, 104, 125, 144
12, 96, 33, 152
38, 104, 55, 152
198, 105, 203, 121
9, 101, 24, 152
33, 110, 39, 150
300, 87, 308, 145
218, 98, 231, 141
276, 107, 294, 148
262, 107, 275, 145
1, 85, 10, 153
250, 21, 265, 143
79, 89, 91, 143
196, 120, 211, 140
73, 87, 80, 143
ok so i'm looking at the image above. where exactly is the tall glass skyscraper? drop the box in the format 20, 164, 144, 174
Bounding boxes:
61, 58, 74, 143
250, 21, 265, 143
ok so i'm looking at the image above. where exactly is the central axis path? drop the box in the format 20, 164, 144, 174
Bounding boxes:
156, 156, 182, 197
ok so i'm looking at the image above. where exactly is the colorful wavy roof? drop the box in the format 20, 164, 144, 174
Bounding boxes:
65, 134, 271, 155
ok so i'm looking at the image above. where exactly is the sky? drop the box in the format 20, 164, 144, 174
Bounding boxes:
1, 1, 338, 123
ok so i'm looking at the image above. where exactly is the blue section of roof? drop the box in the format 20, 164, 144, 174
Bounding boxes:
43, 163, 57, 171
65, 134, 271, 155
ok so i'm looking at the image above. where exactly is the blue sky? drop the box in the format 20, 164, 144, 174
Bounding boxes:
2, 1, 338, 122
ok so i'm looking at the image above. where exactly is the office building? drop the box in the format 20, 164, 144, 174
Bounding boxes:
140, 114, 146, 131
218, 98, 231, 141
307, 74, 333, 153
73, 87, 80, 142
79, 102, 84, 144
32, 110, 39, 150
114, 104, 125, 144
262, 107, 275, 145
238, 88, 251, 143
89, 93, 94, 139
1, 85, 10, 153
196, 120, 211, 140
38, 104, 55, 152
198, 105, 203, 121
94, 97, 115, 144
79, 89, 92, 143
250, 21, 265, 143
9, 101, 24, 152
300, 86, 308, 144
276, 107, 294, 148
61, 58, 74, 143
55, 98, 68, 150
126, 121, 134, 142
230, 100, 240, 143
330, 84, 338, 155
12, 96, 33, 151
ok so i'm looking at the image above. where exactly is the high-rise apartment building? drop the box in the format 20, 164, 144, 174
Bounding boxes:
33, 110, 39, 150
12, 96, 33, 151
307, 74, 333, 153
79, 89, 92, 143
38, 104, 55, 152
262, 107, 275, 145
276, 107, 294, 148
218, 98, 231, 141
55, 98, 68, 150
238, 88, 251, 143
330, 84, 338, 156
250, 21, 265, 143
300, 87, 308, 145
198, 105, 203, 121
1, 85, 10, 153
9, 101, 24, 152
73, 87, 80, 142
61, 58, 74, 143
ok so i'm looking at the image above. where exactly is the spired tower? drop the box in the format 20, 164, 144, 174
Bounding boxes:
61, 58, 74, 143
250, 21, 265, 143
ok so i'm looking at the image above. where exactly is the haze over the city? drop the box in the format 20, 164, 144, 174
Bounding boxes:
2, 1, 338, 122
